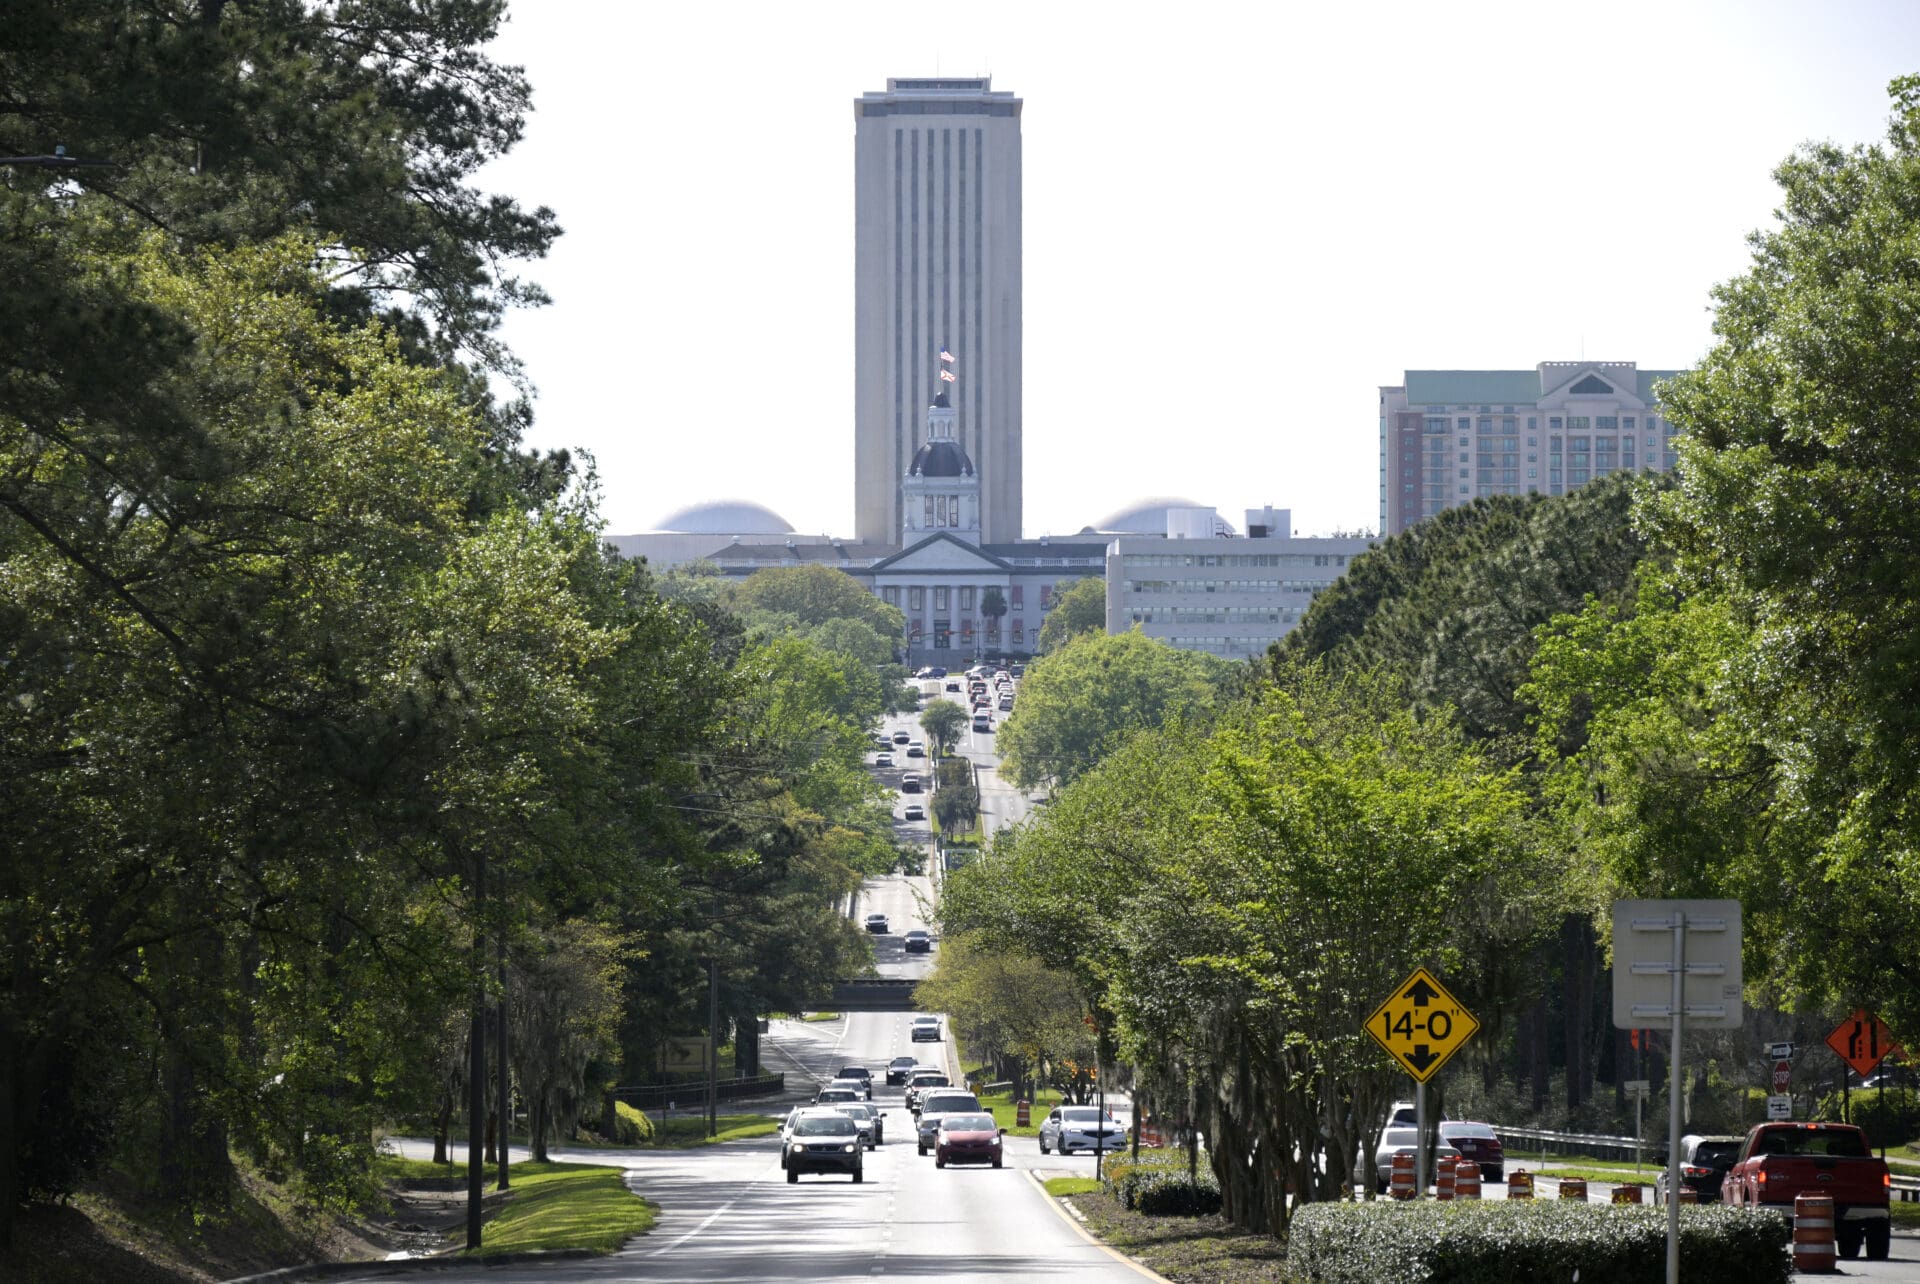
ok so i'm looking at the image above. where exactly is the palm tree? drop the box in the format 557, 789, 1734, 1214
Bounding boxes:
979, 586, 1008, 658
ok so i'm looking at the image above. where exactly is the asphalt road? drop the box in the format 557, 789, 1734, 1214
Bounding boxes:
353, 1011, 1150, 1284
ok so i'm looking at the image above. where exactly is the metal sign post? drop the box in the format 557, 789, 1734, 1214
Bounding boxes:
1612, 901, 1742, 1284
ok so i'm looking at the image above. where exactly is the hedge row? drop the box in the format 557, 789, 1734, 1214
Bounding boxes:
1101, 1149, 1222, 1216
1285, 1200, 1790, 1284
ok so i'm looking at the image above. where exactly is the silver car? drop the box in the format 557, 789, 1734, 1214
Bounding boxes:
1038, 1105, 1126, 1156
826, 1101, 885, 1149
1372, 1126, 1461, 1193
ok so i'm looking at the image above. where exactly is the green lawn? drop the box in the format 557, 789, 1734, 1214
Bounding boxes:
646, 1112, 781, 1147
1892, 1201, 1920, 1227
976, 1085, 1068, 1137
1045, 1176, 1102, 1196
466, 1162, 656, 1256
801, 1012, 842, 1022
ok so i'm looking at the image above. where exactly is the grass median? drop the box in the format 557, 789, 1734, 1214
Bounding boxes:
375, 1158, 657, 1256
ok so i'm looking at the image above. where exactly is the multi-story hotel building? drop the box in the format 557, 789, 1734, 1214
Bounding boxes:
853, 77, 1024, 546
1378, 362, 1685, 537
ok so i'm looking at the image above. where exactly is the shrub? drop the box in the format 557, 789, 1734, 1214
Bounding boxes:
1102, 1148, 1218, 1214
611, 1101, 654, 1144
1285, 1200, 1789, 1284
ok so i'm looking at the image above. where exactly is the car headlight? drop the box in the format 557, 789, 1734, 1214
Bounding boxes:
842, 1144, 856, 1153
790, 1143, 805, 1154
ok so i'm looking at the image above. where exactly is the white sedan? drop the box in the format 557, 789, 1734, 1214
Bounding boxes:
1038, 1105, 1127, 1155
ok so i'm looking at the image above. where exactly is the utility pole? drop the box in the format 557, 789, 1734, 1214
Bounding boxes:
496, 933, 510, 1190
466, 853, 486, 1251
707, 959, 720, 1139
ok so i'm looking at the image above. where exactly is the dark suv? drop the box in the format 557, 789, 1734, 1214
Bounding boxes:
1438, 1121, 1505, 1183
785, 1111, 864, 1183
1657, 1133, 1743, 1204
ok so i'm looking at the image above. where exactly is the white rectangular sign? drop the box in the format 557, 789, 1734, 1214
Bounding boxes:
1611, 900, 1743, 1030
1767, 1094, 1792, 1120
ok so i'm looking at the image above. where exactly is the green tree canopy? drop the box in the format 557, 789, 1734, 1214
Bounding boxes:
919, 699, 969, 756
1036, 576, 1108, 653
993, 630, 1236, 790
726, 565, 904, 640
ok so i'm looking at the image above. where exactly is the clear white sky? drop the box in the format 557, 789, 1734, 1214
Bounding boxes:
476, 1, 1919, 539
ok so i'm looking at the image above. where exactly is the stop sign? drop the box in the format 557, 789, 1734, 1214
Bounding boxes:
1773, 1060, 1792, 1093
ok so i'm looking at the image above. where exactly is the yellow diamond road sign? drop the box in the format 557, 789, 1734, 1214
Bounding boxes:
1366, 967, 1481, 1083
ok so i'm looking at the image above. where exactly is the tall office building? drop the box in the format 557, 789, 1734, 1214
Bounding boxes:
1378, 361, 1686, 537
854, 77, 1023, 546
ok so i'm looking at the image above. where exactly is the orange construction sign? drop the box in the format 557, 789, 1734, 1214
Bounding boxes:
1826, 1009, 1901, 1078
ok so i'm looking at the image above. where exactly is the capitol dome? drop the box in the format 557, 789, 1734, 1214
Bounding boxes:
1090, 497, 1238, 536
909, 440, 974, 478
654, 499, 795, 535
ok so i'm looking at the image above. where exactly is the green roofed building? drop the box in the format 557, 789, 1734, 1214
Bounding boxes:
1378, 361, 1686, 536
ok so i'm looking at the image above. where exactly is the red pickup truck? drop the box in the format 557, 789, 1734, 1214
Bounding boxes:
1721, 1121, 1891, 1260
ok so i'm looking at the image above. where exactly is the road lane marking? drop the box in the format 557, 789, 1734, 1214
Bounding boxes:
643, 1161, 783, 1257
1019, 1168, 1174, 1283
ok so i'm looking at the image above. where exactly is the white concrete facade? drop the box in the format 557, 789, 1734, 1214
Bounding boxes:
854, 77, 1023, 547
1105, 507, 1373, 659
1378, 361, 1686, 537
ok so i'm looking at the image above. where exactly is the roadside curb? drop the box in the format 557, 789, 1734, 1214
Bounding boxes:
1019, 1167, 1174, 1284
221, 1248, 597, 1283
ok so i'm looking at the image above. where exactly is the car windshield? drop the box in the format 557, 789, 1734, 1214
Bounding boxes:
835, 1104, 873, 1120
1444, 1123, 1496, 1139
890, 1057, 916, 1067
1061, 1108, 1109, 1122
795, 1116, 856, 1137
912, 1075, 947, 1086
818, 1089, 855, 1100
838, 1067, 868, 1077
924, 1095, 979, 1111
942, 1114, 996, 1131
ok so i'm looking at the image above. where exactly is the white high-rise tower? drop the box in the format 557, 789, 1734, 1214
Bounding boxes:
853, 77, 1023, 546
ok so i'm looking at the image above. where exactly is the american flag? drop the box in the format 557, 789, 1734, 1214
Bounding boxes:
938, 369, 957, 382
939, 347, 955, 363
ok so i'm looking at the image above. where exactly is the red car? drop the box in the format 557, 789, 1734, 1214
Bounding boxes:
934, 1112, 1005, 1168
1438, 1121, 1505, 1183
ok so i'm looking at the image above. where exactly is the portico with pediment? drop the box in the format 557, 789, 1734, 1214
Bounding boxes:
867, 533, 1012, 660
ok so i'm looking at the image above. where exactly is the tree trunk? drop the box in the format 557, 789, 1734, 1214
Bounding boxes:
433, 1089, 452, 1166
465, 853, 486, 1252
531, 1095, 550, 1163
1527, 995, 1551, 1113
158, 1029, 231, 1204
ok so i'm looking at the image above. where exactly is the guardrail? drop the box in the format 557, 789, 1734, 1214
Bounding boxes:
612, 1073, 784, 1111
1895, 1176, 1920, 1203
1492, 1125, 1648, 1163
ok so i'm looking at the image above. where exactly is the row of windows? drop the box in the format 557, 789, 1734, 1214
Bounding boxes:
921, 495, 966, 528
915, 619, 1027, 647
863, 101, 1018, 117
882, 584, 1049, 612
1131, 606, 1305, 624
1123, 552, 1349, 569
1123, 578, 1330, 594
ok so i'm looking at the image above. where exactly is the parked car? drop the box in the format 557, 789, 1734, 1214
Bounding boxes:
863, 913, 889, 934
916, 1090, 984, 1152
904, 929, 932, 953
834, 1066, 874, 1099
1724, 1121, 1890, 1259
874, 752, 894, 768
902, 803, 925, 821
885, 1055, 920, 1085
1653, 1133, 1741, 1204
932, 1111, 1005, 1168
1437, 1121, 1505, 1182
786, 1111, 864, 1183
1372, 1127, 1460, 1193
825, 1101, 884, 1148
1038, 1105, 1127, 1155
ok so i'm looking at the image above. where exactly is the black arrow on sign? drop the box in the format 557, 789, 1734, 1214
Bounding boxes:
1406, 1045, 1439, 1073
1403, 978, 1441, 1007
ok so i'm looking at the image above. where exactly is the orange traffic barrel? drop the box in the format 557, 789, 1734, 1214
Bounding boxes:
1390, 1151, 1416, 1200
1436, 1155, 1457, 1201
1612, 1183, 1645, 1204
1015, 1100, 1031, 1128
1677, 1187, 1698, 1204
1559, 1177, 1587, 1201
1507, 1168, 1533, 1200
1792, 1193, 1836, 1273
1454, 1160, 1481, 1200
